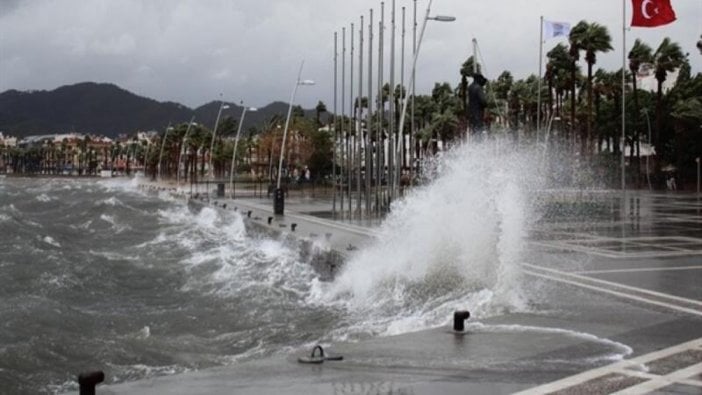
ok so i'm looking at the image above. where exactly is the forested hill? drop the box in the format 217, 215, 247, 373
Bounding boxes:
0, 82, 320, 138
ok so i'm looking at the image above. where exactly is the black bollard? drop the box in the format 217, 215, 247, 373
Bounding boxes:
267, 216, 273, 225
222, 204, 227, 209
453, 311, 470, 332
247, 210, 252, 218
78, 371, 104, 395
291, 223, 297, 231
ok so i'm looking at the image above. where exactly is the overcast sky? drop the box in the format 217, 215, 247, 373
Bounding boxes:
1, 0, 700, 109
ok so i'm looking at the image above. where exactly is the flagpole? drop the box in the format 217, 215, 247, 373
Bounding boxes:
621, 0, 626, 192
537, 15, 544, 136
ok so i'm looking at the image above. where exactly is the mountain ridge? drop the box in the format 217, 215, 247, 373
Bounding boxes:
0, 82, 323, 138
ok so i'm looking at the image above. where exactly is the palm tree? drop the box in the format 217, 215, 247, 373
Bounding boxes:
569, 21, 612, 153
546, 43, 571, 120
628, 39, 653, 179
568, 22, 587, 147
653, 37, 685, 149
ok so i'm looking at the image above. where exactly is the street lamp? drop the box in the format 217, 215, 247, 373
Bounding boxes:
208, 101, 230, 180
696, 157, 700, 195
642, 108, 653, 191
229, 105, 257, 198
157, 124, 173, 182
176, 117, 197, 187
274, 61, 315, 215
393, 0, 454, 196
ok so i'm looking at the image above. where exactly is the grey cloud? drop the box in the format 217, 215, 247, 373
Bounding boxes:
1, 0, 700, 109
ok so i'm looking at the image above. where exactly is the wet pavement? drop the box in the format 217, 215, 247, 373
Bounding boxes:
96, 187, 702, 395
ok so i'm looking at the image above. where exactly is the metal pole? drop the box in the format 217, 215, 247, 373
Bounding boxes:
396, 0, 433, 196
341, 27, 346, 217
537, 16, 543, 135
229, 107, 251, 198
333, 32, 338, 216
400, 6, 406, 188
697, 157, 700, 194
410, 0, 417, 187
176, 117, 196, 187
157, 123, 171, 181
366, 9, 374, 218
378, 3, 385, 216
389, 0, 396, 201
349, 23, 355, 215
276, 61, 305, 190
208, 100, 227, 180
357, 16, 364, 216
621, 0, 627, 192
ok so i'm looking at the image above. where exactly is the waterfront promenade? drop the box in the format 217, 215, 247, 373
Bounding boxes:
94, 182, 702, 394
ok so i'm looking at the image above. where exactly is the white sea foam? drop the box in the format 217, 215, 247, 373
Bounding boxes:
35, 193, 54, 202
466, 322, 633, 362
42, 236, 61, 248
309, 140, 545, 338
100, 213, 131, 233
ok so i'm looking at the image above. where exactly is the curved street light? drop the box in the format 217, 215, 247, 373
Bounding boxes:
229, 105, 257, 198
157, 124, 173, 182
274, 60, 315, 215
393, 0, 454, 196
176, 117, 197, 186
208, 101, 230, 180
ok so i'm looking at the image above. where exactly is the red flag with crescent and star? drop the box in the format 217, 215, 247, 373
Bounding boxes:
631, 0, 677, 27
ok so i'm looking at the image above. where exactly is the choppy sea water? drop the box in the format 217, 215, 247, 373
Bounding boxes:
0, 142, 634, 394
0, 177, 348, 394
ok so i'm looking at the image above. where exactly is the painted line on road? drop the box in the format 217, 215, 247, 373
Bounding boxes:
523, 263, 702, 308
575, 265, 702, 275
611, 362, 702, 394
522, 269, 702, 317
513, 337, 702, 395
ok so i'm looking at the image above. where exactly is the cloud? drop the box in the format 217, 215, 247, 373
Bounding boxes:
1, 0, 700, 109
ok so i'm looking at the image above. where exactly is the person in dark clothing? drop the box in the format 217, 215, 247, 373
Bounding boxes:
468, 73, 488, 134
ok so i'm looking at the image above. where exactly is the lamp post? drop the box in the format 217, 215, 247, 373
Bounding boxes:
642, 109, 653, 191
229, 105, 257, 198
393, 1, 454, 196
176, 118, 197, 187
208, 101, 230, 180
274, 61, 315, 215
696, 157, 700, 195
157, 124, 173, 182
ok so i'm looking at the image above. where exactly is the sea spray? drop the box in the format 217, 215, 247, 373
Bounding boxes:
310, 140, 546, 336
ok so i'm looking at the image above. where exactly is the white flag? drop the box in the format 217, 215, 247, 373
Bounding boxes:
543, 20, 571, 40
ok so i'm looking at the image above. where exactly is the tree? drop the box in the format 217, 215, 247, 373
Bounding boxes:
570, 21, 612, 152
628, 39, 653, 177
653, 37, 685, 149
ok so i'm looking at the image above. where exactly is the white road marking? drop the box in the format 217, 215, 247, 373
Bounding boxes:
611, 362, 702, 394
513, 338, 702, 395
522, 270, 702, 317
575, 266, 702, 275
523, 263, 702, 308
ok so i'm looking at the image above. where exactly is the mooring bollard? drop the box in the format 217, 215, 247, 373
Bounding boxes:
247, 210, 252, 218
453, 311, 471, 332
291, 223, 297, 231
268, 216, 273, 225
78, 371, 104, 395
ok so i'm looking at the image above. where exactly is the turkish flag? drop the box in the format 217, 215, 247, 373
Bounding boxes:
631, 0, 677, 27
